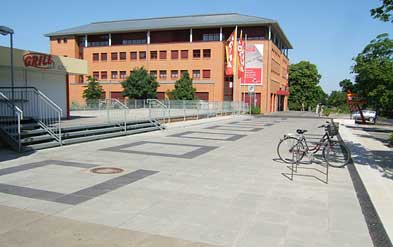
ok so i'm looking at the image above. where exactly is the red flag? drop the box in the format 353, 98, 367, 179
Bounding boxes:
237, 30, 245, 80
225, 30, 236, 76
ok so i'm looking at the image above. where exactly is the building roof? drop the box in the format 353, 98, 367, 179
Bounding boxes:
45, 13, 292, 49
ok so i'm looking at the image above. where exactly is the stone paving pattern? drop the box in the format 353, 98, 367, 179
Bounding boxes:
0, 114, 373, 247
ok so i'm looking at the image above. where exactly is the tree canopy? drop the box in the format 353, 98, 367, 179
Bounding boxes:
170, 71, 197, 100
327, 90, 347, 108
288, 61, 327, 110
352, 33, 393, 114
121, 67, 159, 99
83, 76, 104, 104
339, 79, 354, 93
371, 0, 393, 23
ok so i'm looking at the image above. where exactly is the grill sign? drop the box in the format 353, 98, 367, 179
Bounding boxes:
23, 53, 53, 69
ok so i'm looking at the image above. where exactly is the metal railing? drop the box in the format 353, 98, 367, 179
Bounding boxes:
147, 99, 167, 129
103, 99, 128, 132
147, 99, 248, 123
0, 92, 23, 151
0, 87, 62, 146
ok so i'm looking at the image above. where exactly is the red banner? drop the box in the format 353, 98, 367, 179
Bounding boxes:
237, 31, 245, 80
225, 30, 236, 76
242, 44, 264, 85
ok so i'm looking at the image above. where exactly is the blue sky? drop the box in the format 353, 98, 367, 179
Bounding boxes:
1, 0, 391, 93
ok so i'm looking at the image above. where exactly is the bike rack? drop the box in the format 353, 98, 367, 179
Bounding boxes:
286, 144, 329, 184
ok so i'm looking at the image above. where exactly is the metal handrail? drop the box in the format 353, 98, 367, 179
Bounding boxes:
0, 92, 23, 151
0, 87, 62, 146
105, 98, 128, 132
147, 99, 167, 129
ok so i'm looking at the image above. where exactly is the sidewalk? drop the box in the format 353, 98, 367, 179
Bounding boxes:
335, 119, 393, 241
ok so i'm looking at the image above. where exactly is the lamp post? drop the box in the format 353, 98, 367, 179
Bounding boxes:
0, 26, 15, 103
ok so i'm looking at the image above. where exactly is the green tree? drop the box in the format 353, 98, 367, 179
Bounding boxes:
288, 61, 326, 110
352, 33, 393, 115
339, 79, 354, 93
121, 67, 159, 99
170, 71, 197, 100
328, 91, 347, 107
371, 0, 393, 23
83, 76, 104, 105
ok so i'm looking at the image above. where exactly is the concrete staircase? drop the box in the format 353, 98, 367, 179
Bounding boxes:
10, 118, 162, 151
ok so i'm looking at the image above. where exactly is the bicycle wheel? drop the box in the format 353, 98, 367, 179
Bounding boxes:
323, 141, 351, 168
277, 136, 305, 163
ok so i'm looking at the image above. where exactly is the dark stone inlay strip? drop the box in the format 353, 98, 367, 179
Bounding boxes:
168, 131, 246, 141
0, 183, 65, 201
101, 141, 218, 159
56, 169, 158, 205
0, 160, 96, 177
204, 125, 263, 132
336, 126, 392, 247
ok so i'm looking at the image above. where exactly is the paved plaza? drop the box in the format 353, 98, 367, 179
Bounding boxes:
0, 114, 375, 246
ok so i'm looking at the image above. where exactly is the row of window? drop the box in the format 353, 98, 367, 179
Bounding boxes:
92, 49, 211, 62
92, 69, 211, 80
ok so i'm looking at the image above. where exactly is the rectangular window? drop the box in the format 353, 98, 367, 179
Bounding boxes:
150, 51, 157, 59
63, 38, 68, 43
93, 53, 99, 61
111, 71, 118, 79
93, 71, 99, 79
120, 52, 126, 60
57, 38, 61, 44
202, 70, 211, 79
150, 70, 157, 78
202, 33, 220, 41
120, 71, 127, 79
193, 49, 201, 58
159, 70, 167, 79
79, 75, 84, 83
111, 52, 118, 60
130, 51, 137, 60
101, 53, 107, 61
159, 50, 167, 59
192, 70, 200, 79
171, 50, 179, 59
171, 70, 178, 79
181, 50, 188, 59
203, 49, 211, 58
139, 51, 146, 60
101, 71, 107, 80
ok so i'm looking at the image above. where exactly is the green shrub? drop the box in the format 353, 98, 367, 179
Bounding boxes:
323, 108, 332, 116
250, 106, 261, 114
389, 133, 393, 145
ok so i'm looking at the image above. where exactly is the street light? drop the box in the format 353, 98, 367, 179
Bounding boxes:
0, 26, 15, 103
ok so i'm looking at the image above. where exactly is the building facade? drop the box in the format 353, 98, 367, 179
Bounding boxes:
0, 46, 87, 118
46, 13, 292, 113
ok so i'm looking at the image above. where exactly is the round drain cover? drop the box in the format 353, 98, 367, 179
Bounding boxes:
90, 167, 124, 174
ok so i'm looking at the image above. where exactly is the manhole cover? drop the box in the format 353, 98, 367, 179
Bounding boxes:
90, 167, 124, 174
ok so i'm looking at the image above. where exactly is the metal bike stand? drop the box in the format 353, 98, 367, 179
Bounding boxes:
290, 144, 300, 180
289, 144, 329, 184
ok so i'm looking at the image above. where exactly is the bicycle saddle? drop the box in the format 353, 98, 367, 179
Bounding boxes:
296, 129, 308, 134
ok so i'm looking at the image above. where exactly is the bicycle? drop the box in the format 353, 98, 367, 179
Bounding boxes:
276, 122, 351, 168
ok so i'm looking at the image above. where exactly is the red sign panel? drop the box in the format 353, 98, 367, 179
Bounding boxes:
23, 53, 53, 69
242, 44, 263, 85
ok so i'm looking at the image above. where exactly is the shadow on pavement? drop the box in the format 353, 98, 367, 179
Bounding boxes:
347, 141, 393, 180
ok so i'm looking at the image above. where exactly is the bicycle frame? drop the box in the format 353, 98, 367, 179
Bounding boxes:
297, 131, 332, 154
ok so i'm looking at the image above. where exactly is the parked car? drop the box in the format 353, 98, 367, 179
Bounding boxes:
352, 110, 377, 124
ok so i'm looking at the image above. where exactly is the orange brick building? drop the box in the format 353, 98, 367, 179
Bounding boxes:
46, 13, 292, 113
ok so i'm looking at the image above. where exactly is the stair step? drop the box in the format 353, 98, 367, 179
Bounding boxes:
21, 134, 54, 144
23, 140, 61, 151
63, 126, 124, 138
62, 126, 160, 145
61, 120, 151, 132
